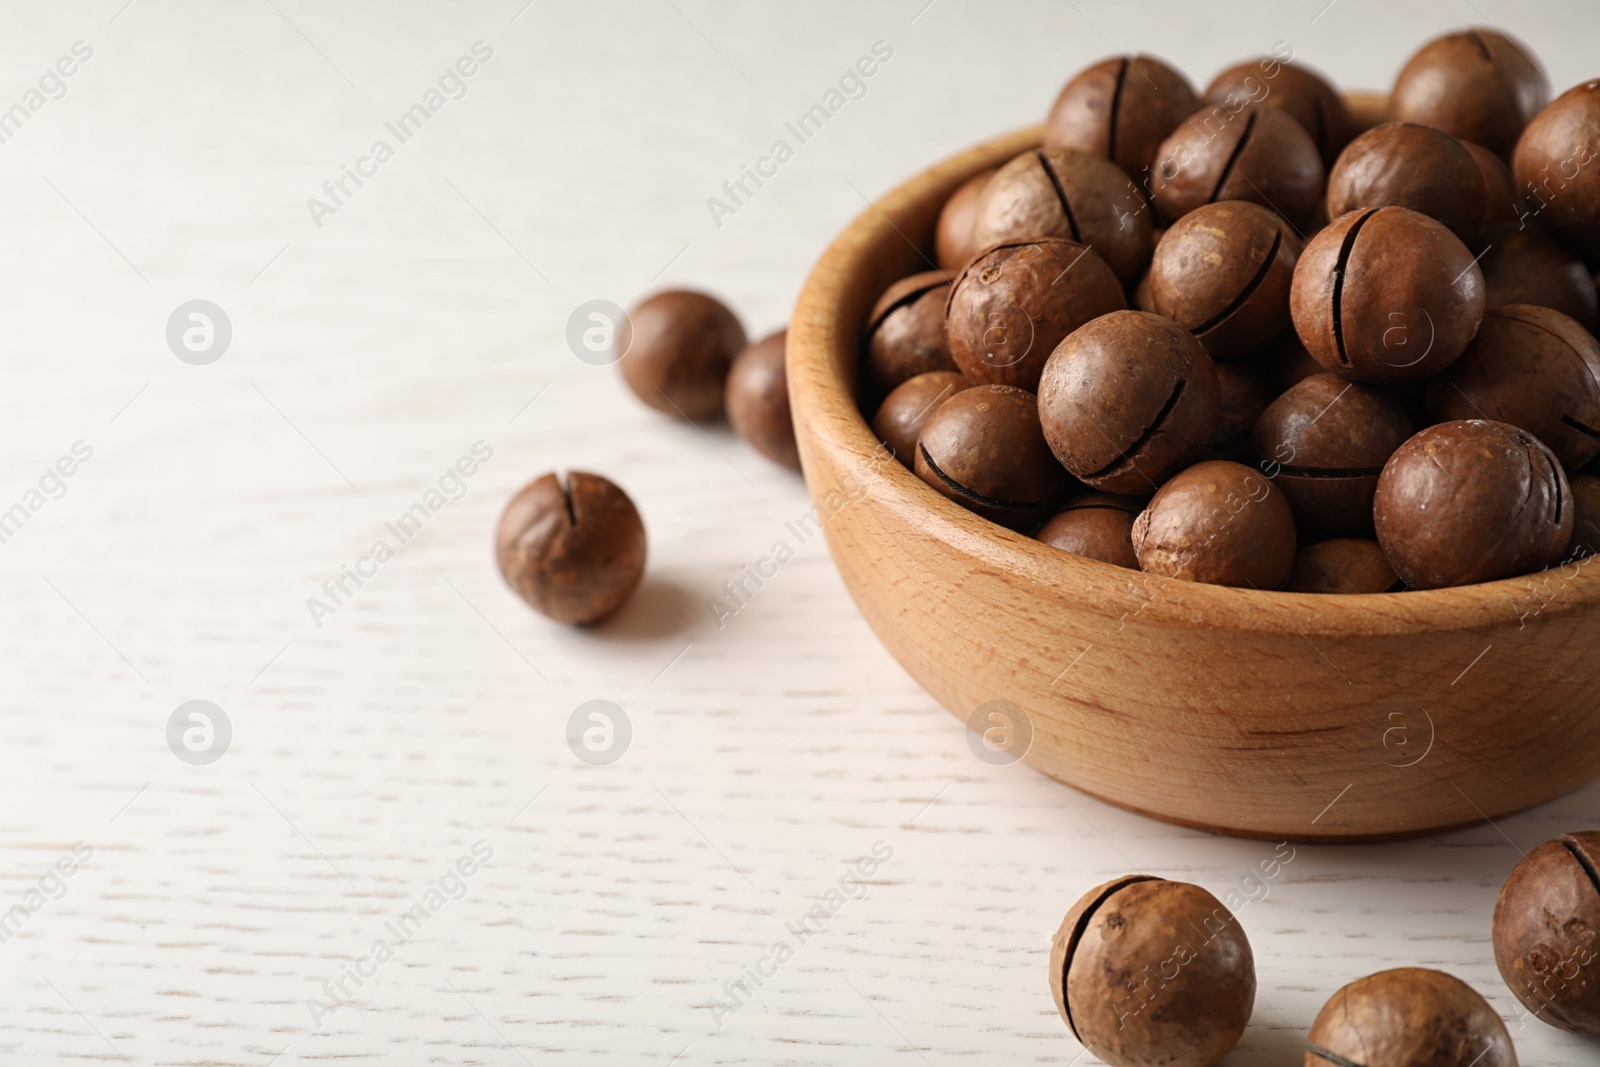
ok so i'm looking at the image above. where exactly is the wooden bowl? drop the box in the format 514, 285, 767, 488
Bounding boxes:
787, 96, 1600, 841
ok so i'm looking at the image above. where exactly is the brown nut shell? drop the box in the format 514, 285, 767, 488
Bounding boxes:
1513, 80, 1600, 260
494, 471, 647, 626
1427, 304, 1600, 469
1151, 103, 1325, 229
1570, 474, 1600, 558
1287, 538, 1400, 594
1464, 140, 1519, 229
1205, 57, 1353, 164
1132, 460, 1297, 588
1290, 206, 1486, 382
871, 370, 972, 467
935, 168, 994, 273
1392, 28, 1550, 158
1305, 968, 1518, 1067
620, 290, 745, 419
725, 329, 800, 471
946, 237, 1126, 391
1478, 222, 1600, 332
1044, 55, 1198, 183
1373, 419, 1572, 589
1035, 492, 1145, 568
972, 147, 1153, 286
1050, 877, 1254, 1067
1150, 200, 1302, 358
914, 384, 1071, 529
864, 271, 956, 401
1253, 373, 1414, 538
1325, 122, 1487, 242
1492, 831, 1600, 1036
1207, 362, 1275, 462
1038, 310, 1220, 494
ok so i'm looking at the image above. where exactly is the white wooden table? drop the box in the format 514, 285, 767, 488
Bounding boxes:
1, 1, 1595, 1062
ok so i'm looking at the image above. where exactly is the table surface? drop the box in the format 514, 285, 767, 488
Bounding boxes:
1, 1, 1597, 1063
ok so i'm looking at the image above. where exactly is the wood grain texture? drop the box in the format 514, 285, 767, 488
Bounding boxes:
0, 3, 1596, 1065
787, 106, 1600, 841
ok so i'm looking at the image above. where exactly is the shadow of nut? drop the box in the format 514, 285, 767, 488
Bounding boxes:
1050, 876, 1254, 1067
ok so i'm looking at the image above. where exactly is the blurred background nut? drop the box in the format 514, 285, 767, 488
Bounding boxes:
1513, 80, 1600, 260
1205, 56, 1353, 164
1427, 304, 1600, 469
1374, 420, 1571, 589
1492, 830, 1600, 1036
1038, 310, 1219, 494
1290, 206, 1486, 382
1287, 538, 1400, 594
1392, 27, 1550, 158
863, 271, 956, 403
1035, 492, 1145, 568
1325, 122, 1487, 241
945, 237, 1125, 391
871, 370, 972, 466
1477, 223, 1600, 332
1049, 876, 1255, 1067
935, 168, 994, 272
725, 329, 800, 471
1464, 141, 1519, 228
1132, 460, 1297, 588
619, 290, 745, 419
1206, 363, 1275, 463
971, 147, 1153, 286
1149, 200, 1302, 359
1043, 54, 1197, 184
1306, 968, 1518, 1067
495, 471, 647, 625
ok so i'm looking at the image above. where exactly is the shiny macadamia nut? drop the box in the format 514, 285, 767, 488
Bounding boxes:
1287, 538, 1400, 594
1427, 304, 1600, 469
972, 147, 1153, 286
1206, 56, 1353, 164
914, 384, 1071, 529
495, 471, 647, 626
1035, 492, 1145, 568
1326, 123, 1487, 241
1514, 81, 1600, 260
1478, 223, 1600, 332
946, 237, 1126, 391
1038, 310, 1219, 494
620, 290, 745, 419
936, 168, 993, 272
1150, 200, 1302, 358
864, 271, 956, 401
725, 329, 799, 471
1493, 831, 1600, 1036
1393, 28, 1549, 158
1374, 420, 1572, 589
871, 370, 971, 467
1044, 54, 1198, 185
1151, 103, 1325, 228
1050, 876, 1254, 1067
1306, 968, 1518, 1067
1290, 206, 1486, 382
1132, 460, 1297, 587
1254, 373, 1413, 538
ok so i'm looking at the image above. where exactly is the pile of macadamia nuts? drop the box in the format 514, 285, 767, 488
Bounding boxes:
865, 28, 1600, 592
1053, 828, 1599, 1067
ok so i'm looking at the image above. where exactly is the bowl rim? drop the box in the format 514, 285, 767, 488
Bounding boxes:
788, 121, 1600, 641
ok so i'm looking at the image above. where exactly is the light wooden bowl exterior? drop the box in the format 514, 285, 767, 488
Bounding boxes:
787, 105, 1600, 842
